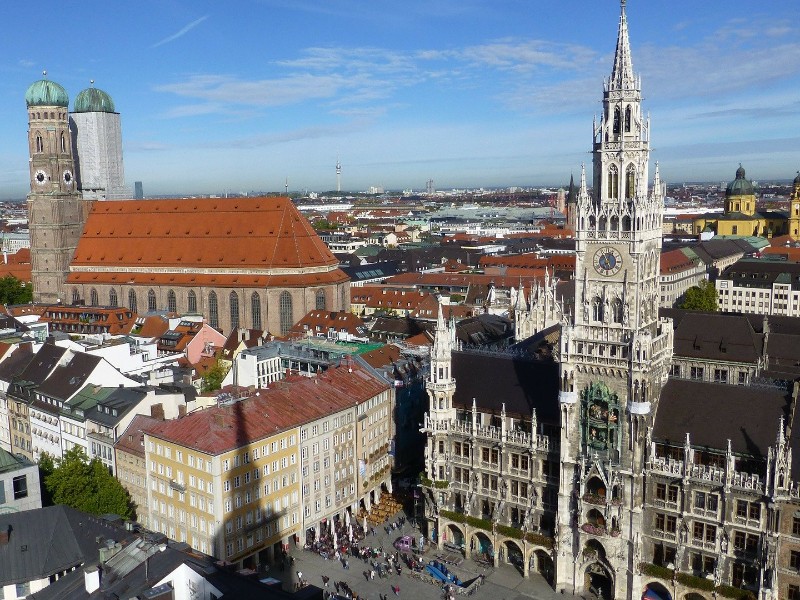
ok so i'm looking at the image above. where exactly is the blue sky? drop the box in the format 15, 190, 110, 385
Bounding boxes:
0, 0, 798, 197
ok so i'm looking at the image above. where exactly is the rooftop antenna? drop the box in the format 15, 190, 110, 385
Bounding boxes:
336, 154, 342, 193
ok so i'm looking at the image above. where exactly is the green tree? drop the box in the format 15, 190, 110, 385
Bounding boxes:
43, 446, 133, 519
201, 359, 228, 392
679, 280, 719, 312
37, 452, 55, 506
0, 275, 33, 305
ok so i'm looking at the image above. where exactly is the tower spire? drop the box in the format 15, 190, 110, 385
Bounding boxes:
610, 0, 635, 91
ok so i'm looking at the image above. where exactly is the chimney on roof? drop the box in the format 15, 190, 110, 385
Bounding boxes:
214, 413, 225, 428
150, 403, 165, 420
178, 404, 186, 418
0, 525, 9, 545
84, 565, 100, 594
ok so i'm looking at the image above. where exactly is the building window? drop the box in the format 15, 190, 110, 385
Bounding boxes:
625, 165, 636, 199
251, 293, 262, 330
690, 366, 704, 380
608, 165, 619, 199
230, 292, 240, 330
791, 550, 800, 570
624, 105, 632, 132
611, 298, 623, 323
789, 585, 800, 600
109, 289, 118, 307
279, 291, 293, 335
592, 297, 604, 322
713, 369, 728, 383
128, 289, 137, 313
147, 289, 157, 312
188, 290, 197, 313
209, 292, 218, 329
12, 475, 28, 499
90, 288, 98, 306
316, 289, 326, 310
72, 288, 80, 304
167, 290, 177, 313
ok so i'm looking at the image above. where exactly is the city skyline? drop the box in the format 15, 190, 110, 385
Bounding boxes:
1, 0, 798, 197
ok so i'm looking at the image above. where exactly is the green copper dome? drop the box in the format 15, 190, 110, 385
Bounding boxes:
25, 75, 69, 108
726, 165, 755, 197
73, 83, 116, 113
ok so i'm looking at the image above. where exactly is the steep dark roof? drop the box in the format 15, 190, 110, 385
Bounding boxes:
671, 312, 762, 363
654, 379, 791, 457
16, 343, 67, 385
0, 345, 35, 382
451, 351, 560, 423
0, 505, 135, 587
720, 259, 800, 290
36, 352, 103, 401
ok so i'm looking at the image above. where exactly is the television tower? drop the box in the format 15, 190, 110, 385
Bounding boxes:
336, 155, 342, 193
285, 177, 288, 196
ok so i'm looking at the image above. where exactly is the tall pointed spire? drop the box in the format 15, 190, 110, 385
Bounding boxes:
610, 0, 635, 91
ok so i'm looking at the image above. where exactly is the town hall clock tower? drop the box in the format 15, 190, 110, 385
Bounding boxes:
554, 2, 674, 597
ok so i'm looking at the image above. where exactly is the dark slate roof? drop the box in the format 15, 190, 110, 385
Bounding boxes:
720, 259, 800, 290
691, 239, 753, 265
36, 352, 103, 402
671, 311, 762, 363
0, 345, 35, 383
342, 261, 400, 282
451, 350, 560, 423
17, 342, 68, 385
654, 378, 791, 458
88, 386, 151, 428
762, 333, 800, 380
456, 314, 514, 347
114, 414, 163, 458
0, 505, 135, 587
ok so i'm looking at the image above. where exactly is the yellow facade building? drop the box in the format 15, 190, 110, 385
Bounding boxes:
693, 166, 797, 239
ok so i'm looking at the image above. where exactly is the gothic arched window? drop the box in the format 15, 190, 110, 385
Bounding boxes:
315, 289, 326, 310
598, 216, 607, 232
208, 292, 219, 329
592, 297, 604, 322
230, 292, 240, 331
187, 290, 197, 313
167, 290, 177, 313
147, 289, 157, 312
624, 106, 632, 132
251, 293, 262, 330
612, 299, 623, 324
60, 132, 66, 153
35, 134, 43, 153
625, 165, 636, 199
608, 166, 619, 199
128, 290, 138, 313
279, 291, 293, 335
610, 215, 619, 231
72, 288, 80, 304
109, 289, 118, 307
613, 107, 621, 135
90, 288, 98, 307
622, 215, 632, 232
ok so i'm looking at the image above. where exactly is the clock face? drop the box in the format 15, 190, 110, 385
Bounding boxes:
63, 170, 73, 184
593, 247, 623, 276
34, 170, 47, 185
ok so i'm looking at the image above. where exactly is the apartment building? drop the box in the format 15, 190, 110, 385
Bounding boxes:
717, 259, 800, 316
143, 361, 393, 571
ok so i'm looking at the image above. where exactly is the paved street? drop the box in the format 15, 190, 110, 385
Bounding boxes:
266, 517, 585, 600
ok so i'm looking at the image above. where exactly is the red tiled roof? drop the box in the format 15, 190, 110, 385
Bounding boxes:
68, 197, 348, 285
115, 414, 164, 458
660, 249, 699, 274
137, 315, 171, 339
287, 310, 366, 338
349, 286, 429, 310
384, 272, 544, 289
359, 344, 401, 368
145, 363, 390, 454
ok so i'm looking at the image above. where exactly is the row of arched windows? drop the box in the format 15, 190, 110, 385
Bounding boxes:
607, 165, 637, 200
76, 287, 330, 333
31, 131, 67, 154
591, 297, 624, 324
611, 105, 632, 136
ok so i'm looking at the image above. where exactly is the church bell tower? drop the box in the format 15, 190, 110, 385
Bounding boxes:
554, 3, 673, 597
25, 73, 92, 304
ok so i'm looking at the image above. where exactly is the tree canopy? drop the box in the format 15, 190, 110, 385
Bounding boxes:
0, 275, 32, 305
201, 358, 228, 392
41, 447, 133, 519
679, 280, 719, 312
